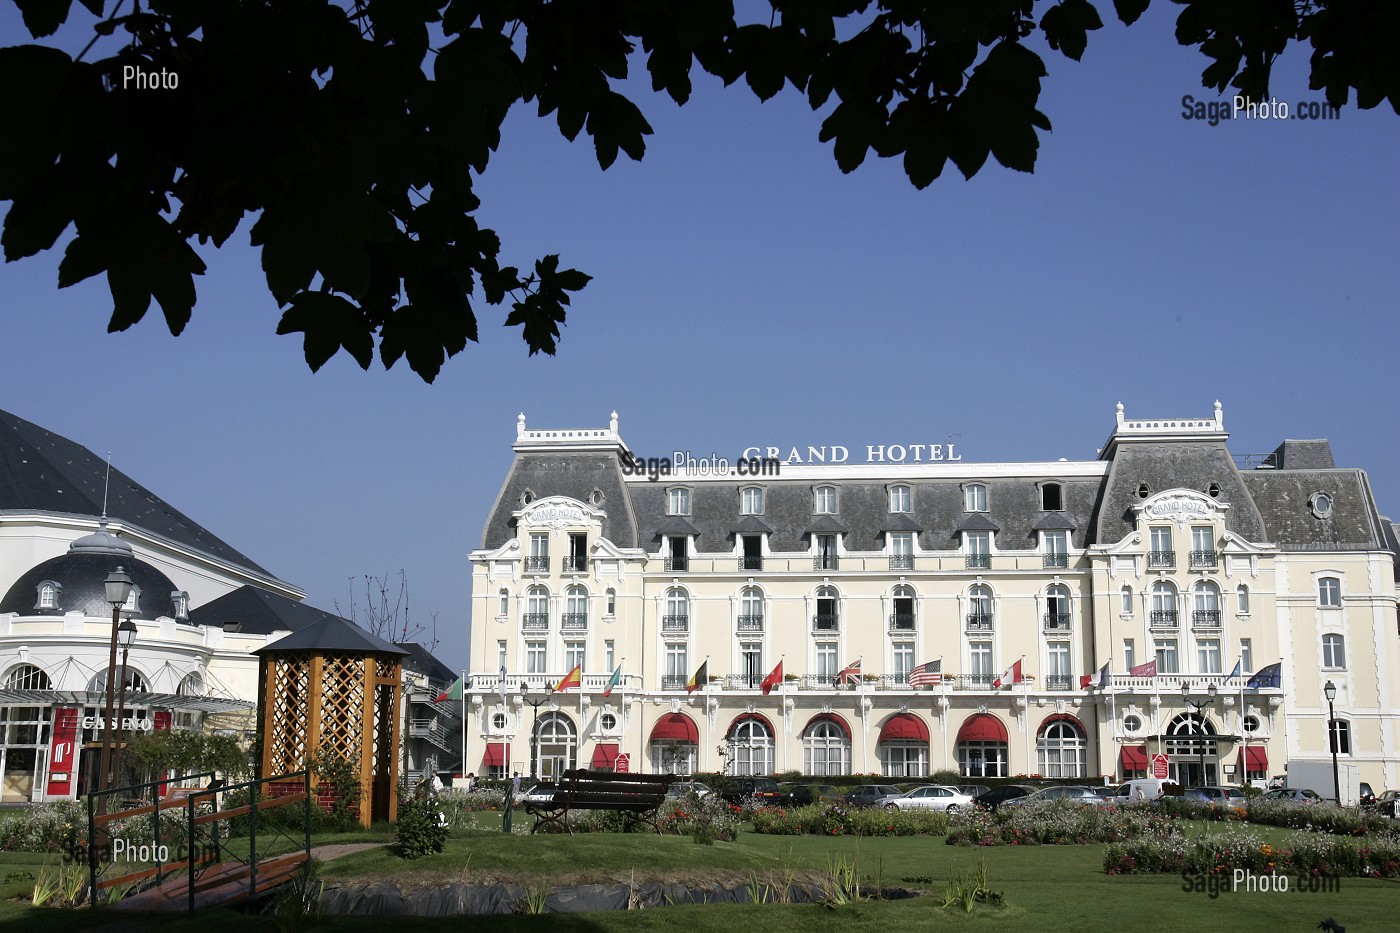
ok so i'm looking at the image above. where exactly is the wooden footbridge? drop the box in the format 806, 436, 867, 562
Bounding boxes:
86, 770, 312, 912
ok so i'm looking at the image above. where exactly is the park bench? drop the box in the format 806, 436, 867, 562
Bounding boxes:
524, 768, 677, 835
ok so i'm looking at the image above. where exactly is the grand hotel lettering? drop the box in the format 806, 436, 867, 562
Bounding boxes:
739, 443, 962, 464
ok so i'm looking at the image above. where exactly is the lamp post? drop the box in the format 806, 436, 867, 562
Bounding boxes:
109, 619, 139, 790
1324, 680, 1341, 805
520, 683, 551, 780
96, 567, 133, 796
1181, 681, 1219, 787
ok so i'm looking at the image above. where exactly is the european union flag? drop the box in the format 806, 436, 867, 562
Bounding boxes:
1246, 662, 1281, 688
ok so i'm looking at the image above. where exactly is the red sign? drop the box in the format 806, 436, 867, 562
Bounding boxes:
45, 708, 80, 797
1151, 753, 1170, 779
614, 753, 630, 774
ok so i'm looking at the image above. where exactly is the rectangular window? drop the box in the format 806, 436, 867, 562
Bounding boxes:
565, 641, 586, 672
741, 642, 763, 686
1237, 586, 1250, 614
667, 536, 688, 571
526, 641, 547, 674
892, 643, 914, 683
1191, 526, 1214, 552
665, 643, 687, 677
1123, 639, 1135, 671
1154, 639, 1178, 674
815, 486, 837, 513
1043, 530, 1068, 568
964, 484, 986, 512
816, 642, 838, 679
1318, 577, 1341, 607
530, 533, 549, 558
741, 487, 763, 514
497, 640, 507, 670
1121, 587, 1133, 614
1197, 638, 1221, 674
1240, 639, 1252, 673
889, 532, 913, 569
1322, 634, 1346, 669
815, 534, 838, 570
668, 487, 690, 515
1047, 642, 1070, 676
970, 642, 993, 681
567, 533, 588, 571
605, 640, 615, 671
889, 486, 910, 512
1040, 483, 1063, 511
966, 530, 990, 555
1149, 527, 1173, 567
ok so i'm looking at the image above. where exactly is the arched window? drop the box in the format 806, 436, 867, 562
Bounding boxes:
176, 672, 204, 728
533, 711, 577, 779
1037, 719, 1086, 778
1322, 634, 1346, 669
814, 585, 840, 632
891, 584, 915, 631
728, 716, 773, 776
1120, 584, 1133, 615
803, 719, 851, 776
1328, 719, 1351, 755
498, 589, 509, 616
967, 584, 993, 630
1165, 713, 1217, 786
1193, 581, 1221, 625
889, 485, 911, 513
4, 664, 51, 691
1318, 576, 1341, 607
663, 587, 690, 634
667, 487, 690, 515
1236, 584, 1250, 615
1150, 582, 1178, 625
814, 486, 837, 514
524, 585, 549, 630
87, 667, 148, 693
605, 588, 616, 616
36, 581, 60, 610
741, 487, 764, 515
564, 585, 589, 629
739, 586, 763, 632
1045, 584, 1071, 629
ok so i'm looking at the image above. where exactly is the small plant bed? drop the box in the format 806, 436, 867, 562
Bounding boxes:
749, 803, 949, 837
1104, 824, 1400, 878
945, 800, 1169, 846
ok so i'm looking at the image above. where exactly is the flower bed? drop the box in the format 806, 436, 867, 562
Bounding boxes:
944, 801, 1166, 847
748, 803, 949, 837
1104, 827, 1400, 878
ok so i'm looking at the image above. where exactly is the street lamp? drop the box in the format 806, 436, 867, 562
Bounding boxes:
1324, 680, 1341, 805
109, 619, 139, 789
1181, 682, 1219, 787
520, 683, 551, 780
97, 567, 133, 796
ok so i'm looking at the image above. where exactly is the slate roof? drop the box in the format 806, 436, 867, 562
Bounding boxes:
1264, 439, 1336, 471
1240, 469, 1385, 550
190, 585, 344, 635
0, 552, 180, 619
0, 408, 274, 577
481, 451, 636, 550
397, 642, 457, 687
253, 615, 408, 655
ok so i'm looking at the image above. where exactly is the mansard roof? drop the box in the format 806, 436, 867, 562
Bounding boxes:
0, 408, 275, 578
1240, 468, 1387, 551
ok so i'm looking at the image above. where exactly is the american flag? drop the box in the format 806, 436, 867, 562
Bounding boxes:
834, 659, 862, 686
908, 659, 942, 687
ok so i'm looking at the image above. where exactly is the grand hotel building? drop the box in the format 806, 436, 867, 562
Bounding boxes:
466, 405, 1399, 791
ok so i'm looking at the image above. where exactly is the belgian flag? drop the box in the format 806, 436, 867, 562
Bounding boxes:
685, 660, 708, 694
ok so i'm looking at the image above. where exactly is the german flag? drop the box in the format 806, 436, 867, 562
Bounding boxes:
551, 664, 582, 692
685, 660, 708, 694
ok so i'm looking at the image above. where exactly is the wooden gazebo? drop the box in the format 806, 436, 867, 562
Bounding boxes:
254, 617, 407, 826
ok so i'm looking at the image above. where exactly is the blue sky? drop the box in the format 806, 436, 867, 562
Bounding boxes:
3, 5, 1397, 673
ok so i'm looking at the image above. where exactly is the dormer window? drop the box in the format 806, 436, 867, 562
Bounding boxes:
172, 590, 190, 620
35, 581, 60, 610
1040, 483, 1063, 511
814, 486, 837, 514
668, 487, 691, 516
889, 485, 911, 513
1309, 491, 1334, 519
741, 487, 764, 515
124, 586, 141, 613
964, 484, 986, 512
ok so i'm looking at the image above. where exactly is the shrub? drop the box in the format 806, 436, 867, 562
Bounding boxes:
1103, 827, 1400, 878
747, 803, 948, 837
393, 788, 449, 859
0, 801, 84, 854
946, 801, 1166, 847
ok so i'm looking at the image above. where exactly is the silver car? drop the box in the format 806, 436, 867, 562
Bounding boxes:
877, 785, 974, 813
1002, 785, 1108, 808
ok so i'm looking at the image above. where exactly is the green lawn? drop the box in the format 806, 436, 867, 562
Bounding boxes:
0, 826, 1389, 932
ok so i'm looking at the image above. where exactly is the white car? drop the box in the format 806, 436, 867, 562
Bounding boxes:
877, 785, 974, 813
667, 780, 713, 799
519, 783, 559, 806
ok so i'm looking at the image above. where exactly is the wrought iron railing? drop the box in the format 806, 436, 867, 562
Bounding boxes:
889, 554, 914, 570
813, 555, 840, 571
661, 614, 689, 633
736, 614, 764, 632
965, 554, 992, 569
1148, 550, 1175, 569
561, 555, 588, 572
965, 613, 993, 631
875, 673, 910, 690
1192, 609, 1222, 626
738, 555, 764, 571
664, 556, 689, 572
1150, 609, 1179, 627
889, 613, 915, 632
661, 675, 688, 690
1043, 613, 1071, 632
522, 613, 549, 630
950, 674, 995, 690
561, 612, 588, 630
1043, 553, 1068, 569
813, 614, 839, 632
1189, 550, 1218, 569
1045, 675, 1073, 691
524, 556, 550, 573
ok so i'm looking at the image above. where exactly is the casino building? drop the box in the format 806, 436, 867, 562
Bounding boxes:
466, 405, 1400, 791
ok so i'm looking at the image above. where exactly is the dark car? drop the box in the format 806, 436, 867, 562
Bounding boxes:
973, 784, 1037, 811
777, 782, 837, 807
845, 784, 906, 808
1374, 790, 1400, 818
1183, 786, 1245, 804
720, 778, 782, 806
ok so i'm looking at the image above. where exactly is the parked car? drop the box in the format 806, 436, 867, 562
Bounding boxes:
666, 780, 712, 799
1002, 785, 1108, 808
519, 783, 558, 806
1259, 787, 1327, 805
845, 784, 906, 808
720, 778, 782, 806
776, 782, 837, 807
1183, 786, 1245, 804
1359, 782, 1377, 807
877, 785, 973, 813
1373, 789, 1400, 818
974, 784, 1038, 811
1106, 778, 1180, 802
957, 784, 992, 799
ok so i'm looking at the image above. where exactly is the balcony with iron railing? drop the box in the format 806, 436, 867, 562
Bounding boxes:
661, 674, 689, 690
522, 612, 549, 631
664, 556, 689, 572
965, 613, 993, 632
889, 554, 914, 571
738, 555, 764, 571
661, 614, 689, 633
561, 612, 588, 631
889, 613, 915, 632
1148, 550, 1175, 569
965, 554, 992, 570
813, 555, 840, 571
1189, 550, 1218, 570
874, 673, 910, 690
1044, 675, 1073, 691
561, 555, 588, 573
798, 674, 850, 690
813, 613, 839, 632
722, 673, 764, 690
736, 614, 764, 633
1149, 609, 1179, 628
1043, 552, 1068, 569
1043, 612, 1071, 632
1192, 609, 1222, 628
949, 674, 995, 690
525, 556, 551, 573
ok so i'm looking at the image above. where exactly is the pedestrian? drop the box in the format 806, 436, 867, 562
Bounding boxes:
464, 772, 477, 793
430, 772, 444, 795
503, 771, 519, 833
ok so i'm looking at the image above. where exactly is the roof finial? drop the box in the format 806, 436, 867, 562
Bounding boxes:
101, 452, 112, 525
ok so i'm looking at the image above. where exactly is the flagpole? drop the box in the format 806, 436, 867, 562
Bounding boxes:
1107, 660, 1116, 782
1239, 657, 1246, 788
1021, 656, 1030, 776
940, 656, 948, 773
459, 668, 466, 783
703, 655, 711, 773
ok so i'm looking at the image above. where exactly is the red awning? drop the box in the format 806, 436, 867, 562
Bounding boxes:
1120, 745, 1148, 770
728, 712, 775, 739
649, 713, 698, 744
879, 713, 930, 743
483, 742, 506, 767
1039, 713, 1085, 736
591, 743, 620, 769
956, 714, 1008, 744
1238, 746, 1267, 770
805, 711, 852, 739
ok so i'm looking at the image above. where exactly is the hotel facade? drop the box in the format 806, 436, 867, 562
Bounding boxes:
466, 405, 1399, 791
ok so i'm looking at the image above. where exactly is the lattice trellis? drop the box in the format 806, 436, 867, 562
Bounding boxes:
317, 654, 367, 763
265, 653, 311, 774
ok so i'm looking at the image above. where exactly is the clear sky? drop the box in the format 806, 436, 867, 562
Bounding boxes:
2, 4, 1397, 675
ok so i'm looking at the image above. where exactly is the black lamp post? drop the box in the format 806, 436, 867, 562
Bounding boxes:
521, 683, 550, 780
96, 567, 133, 796
1181, 681, 1219, 787
109, 618, 139, 789
1324, 680, 1341, 805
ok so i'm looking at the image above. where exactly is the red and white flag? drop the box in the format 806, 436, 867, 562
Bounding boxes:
908, 660, 942, 687
993, 659, 1022, 688
759, 660, 784, 696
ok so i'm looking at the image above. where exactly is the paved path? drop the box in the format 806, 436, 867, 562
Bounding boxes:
310, 842, 386, 861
